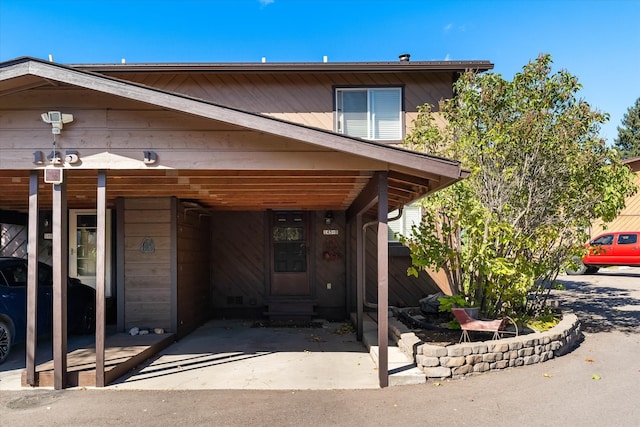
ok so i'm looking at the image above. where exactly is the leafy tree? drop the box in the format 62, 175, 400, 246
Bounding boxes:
402, 54, 636, 317
614, 97, 640, 159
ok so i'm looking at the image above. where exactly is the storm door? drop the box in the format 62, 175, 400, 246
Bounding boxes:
270, 211, 310, 296
69, 209, 112, 297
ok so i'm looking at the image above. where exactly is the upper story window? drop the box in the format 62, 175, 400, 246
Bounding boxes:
335, 88, 402, 141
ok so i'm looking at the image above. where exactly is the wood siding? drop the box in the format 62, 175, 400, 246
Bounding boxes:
0, 223, 27, 257
176, 201, 211, 337
348, 220, 440, 311
123, 198, 172, 330
210, 211, 266, 317
209, 210, 349, 320
102, 71, 455, 135
312, 211, 347, 319
591, 173, 640, 236
1, 216, 54, 265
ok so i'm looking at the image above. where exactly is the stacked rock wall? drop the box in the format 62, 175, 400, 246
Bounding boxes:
393, 313, 581, 379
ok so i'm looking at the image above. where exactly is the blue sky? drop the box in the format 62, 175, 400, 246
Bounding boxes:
1, 0, 638, 143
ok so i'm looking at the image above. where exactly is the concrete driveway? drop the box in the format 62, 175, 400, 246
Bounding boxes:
108, 319, 380, 390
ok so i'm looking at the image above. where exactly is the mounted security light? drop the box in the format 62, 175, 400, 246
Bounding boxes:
41, 111, 74, 134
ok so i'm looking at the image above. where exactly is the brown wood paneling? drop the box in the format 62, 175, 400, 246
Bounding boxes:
347, 220, 440, 311
210, 211, 265, 316
176, 200, 211, 337
313, 210, 347, 320
103, 71, 454, 131
0, 223, 27, 256
591, 173, 640, 237
123, 197, 172, 330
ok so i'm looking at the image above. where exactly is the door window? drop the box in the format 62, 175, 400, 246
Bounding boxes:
591, 234, 613, 245
617, 234, 638, 244
273, 226, 306, 273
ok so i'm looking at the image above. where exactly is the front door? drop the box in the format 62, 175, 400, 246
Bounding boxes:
270, 211, 310, 296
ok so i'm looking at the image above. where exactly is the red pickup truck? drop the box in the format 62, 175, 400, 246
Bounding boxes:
567, 231, 640, 275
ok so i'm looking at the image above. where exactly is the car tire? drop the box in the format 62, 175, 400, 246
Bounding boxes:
77, 305, 96, 335
585, 266, 600, 274
0, 320, 11, 364
566, 257, 587, 275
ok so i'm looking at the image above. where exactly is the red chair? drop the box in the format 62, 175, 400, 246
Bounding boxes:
451, 308, 517, 343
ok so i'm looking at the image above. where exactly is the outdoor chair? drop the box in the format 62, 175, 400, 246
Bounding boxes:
451, 308, 518, 343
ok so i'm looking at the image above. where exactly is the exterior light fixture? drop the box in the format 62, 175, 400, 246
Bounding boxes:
324, 211, 334, 225
41, 111, 74, 135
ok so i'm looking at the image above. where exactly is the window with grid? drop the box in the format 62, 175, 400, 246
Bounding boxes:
335, 88, 402, 141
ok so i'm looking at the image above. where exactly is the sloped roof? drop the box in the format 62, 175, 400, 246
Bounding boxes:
0, 57, 469, 213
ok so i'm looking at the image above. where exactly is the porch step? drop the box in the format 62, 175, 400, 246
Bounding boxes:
352, 312, 427, 386
264, 297, 317, 321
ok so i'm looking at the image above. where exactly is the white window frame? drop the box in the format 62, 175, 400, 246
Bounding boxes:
69, 209, 113, 297
388, 204, 422, 242
335, 87, 403, 141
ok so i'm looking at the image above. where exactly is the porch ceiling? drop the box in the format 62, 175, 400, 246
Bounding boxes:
0, 169, 429, 213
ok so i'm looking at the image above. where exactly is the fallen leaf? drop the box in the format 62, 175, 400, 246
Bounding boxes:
433, 382, 441, 387
543, 373, 552, 378
592, 374, 601, 380
585, 358, 596, 363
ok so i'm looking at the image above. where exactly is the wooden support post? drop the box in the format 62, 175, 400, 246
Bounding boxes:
377, 172, 389, 388
170, 197, 178, 336
356, 213, 364, 341
95, 170, 106, 387
52, 179, 68, 390
345, 220, 352, 320
116, 197, 125, 333
25, 171, 39, 386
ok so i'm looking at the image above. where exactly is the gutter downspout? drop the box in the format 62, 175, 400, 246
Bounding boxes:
361, 207, 403, 310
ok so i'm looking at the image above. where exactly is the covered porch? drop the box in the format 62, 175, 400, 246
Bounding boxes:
0, 57, 468, 388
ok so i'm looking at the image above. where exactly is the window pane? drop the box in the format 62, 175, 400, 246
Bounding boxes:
340, 90, 368, 138
618, 234, 637, 244
371, 89, 401, 140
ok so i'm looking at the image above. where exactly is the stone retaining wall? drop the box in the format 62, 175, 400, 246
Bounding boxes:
393, 313, 581, 379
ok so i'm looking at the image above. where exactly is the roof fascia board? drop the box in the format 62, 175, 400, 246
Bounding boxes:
1, 58, 467, 180
72, 61, 494, 73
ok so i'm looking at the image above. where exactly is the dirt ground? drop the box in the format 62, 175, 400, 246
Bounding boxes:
396, 310, 521, 346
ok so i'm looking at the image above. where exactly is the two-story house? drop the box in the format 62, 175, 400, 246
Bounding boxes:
0, 55, 493, 388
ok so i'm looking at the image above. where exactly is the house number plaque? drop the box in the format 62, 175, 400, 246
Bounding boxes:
140, 237, 155, 254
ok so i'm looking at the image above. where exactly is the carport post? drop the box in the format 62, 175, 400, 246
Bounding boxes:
356, 213, 364, 341
95, 170, 106, 387
52, 179, 68, 390
25, 170, 39, 386
377, 172, 389, 388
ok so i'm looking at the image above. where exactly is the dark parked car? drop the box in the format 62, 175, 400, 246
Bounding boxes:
0, 257, 96, 364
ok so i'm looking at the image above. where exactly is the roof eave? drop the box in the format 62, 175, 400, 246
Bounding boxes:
69, 60, 494, 74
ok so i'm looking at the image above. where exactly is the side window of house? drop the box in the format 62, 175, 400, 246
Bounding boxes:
617, 234, 638, 244
335, 88, 402, 141
388, 204, 422, 242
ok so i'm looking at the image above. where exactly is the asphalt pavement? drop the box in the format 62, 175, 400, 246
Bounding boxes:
0, 267, 639, 426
